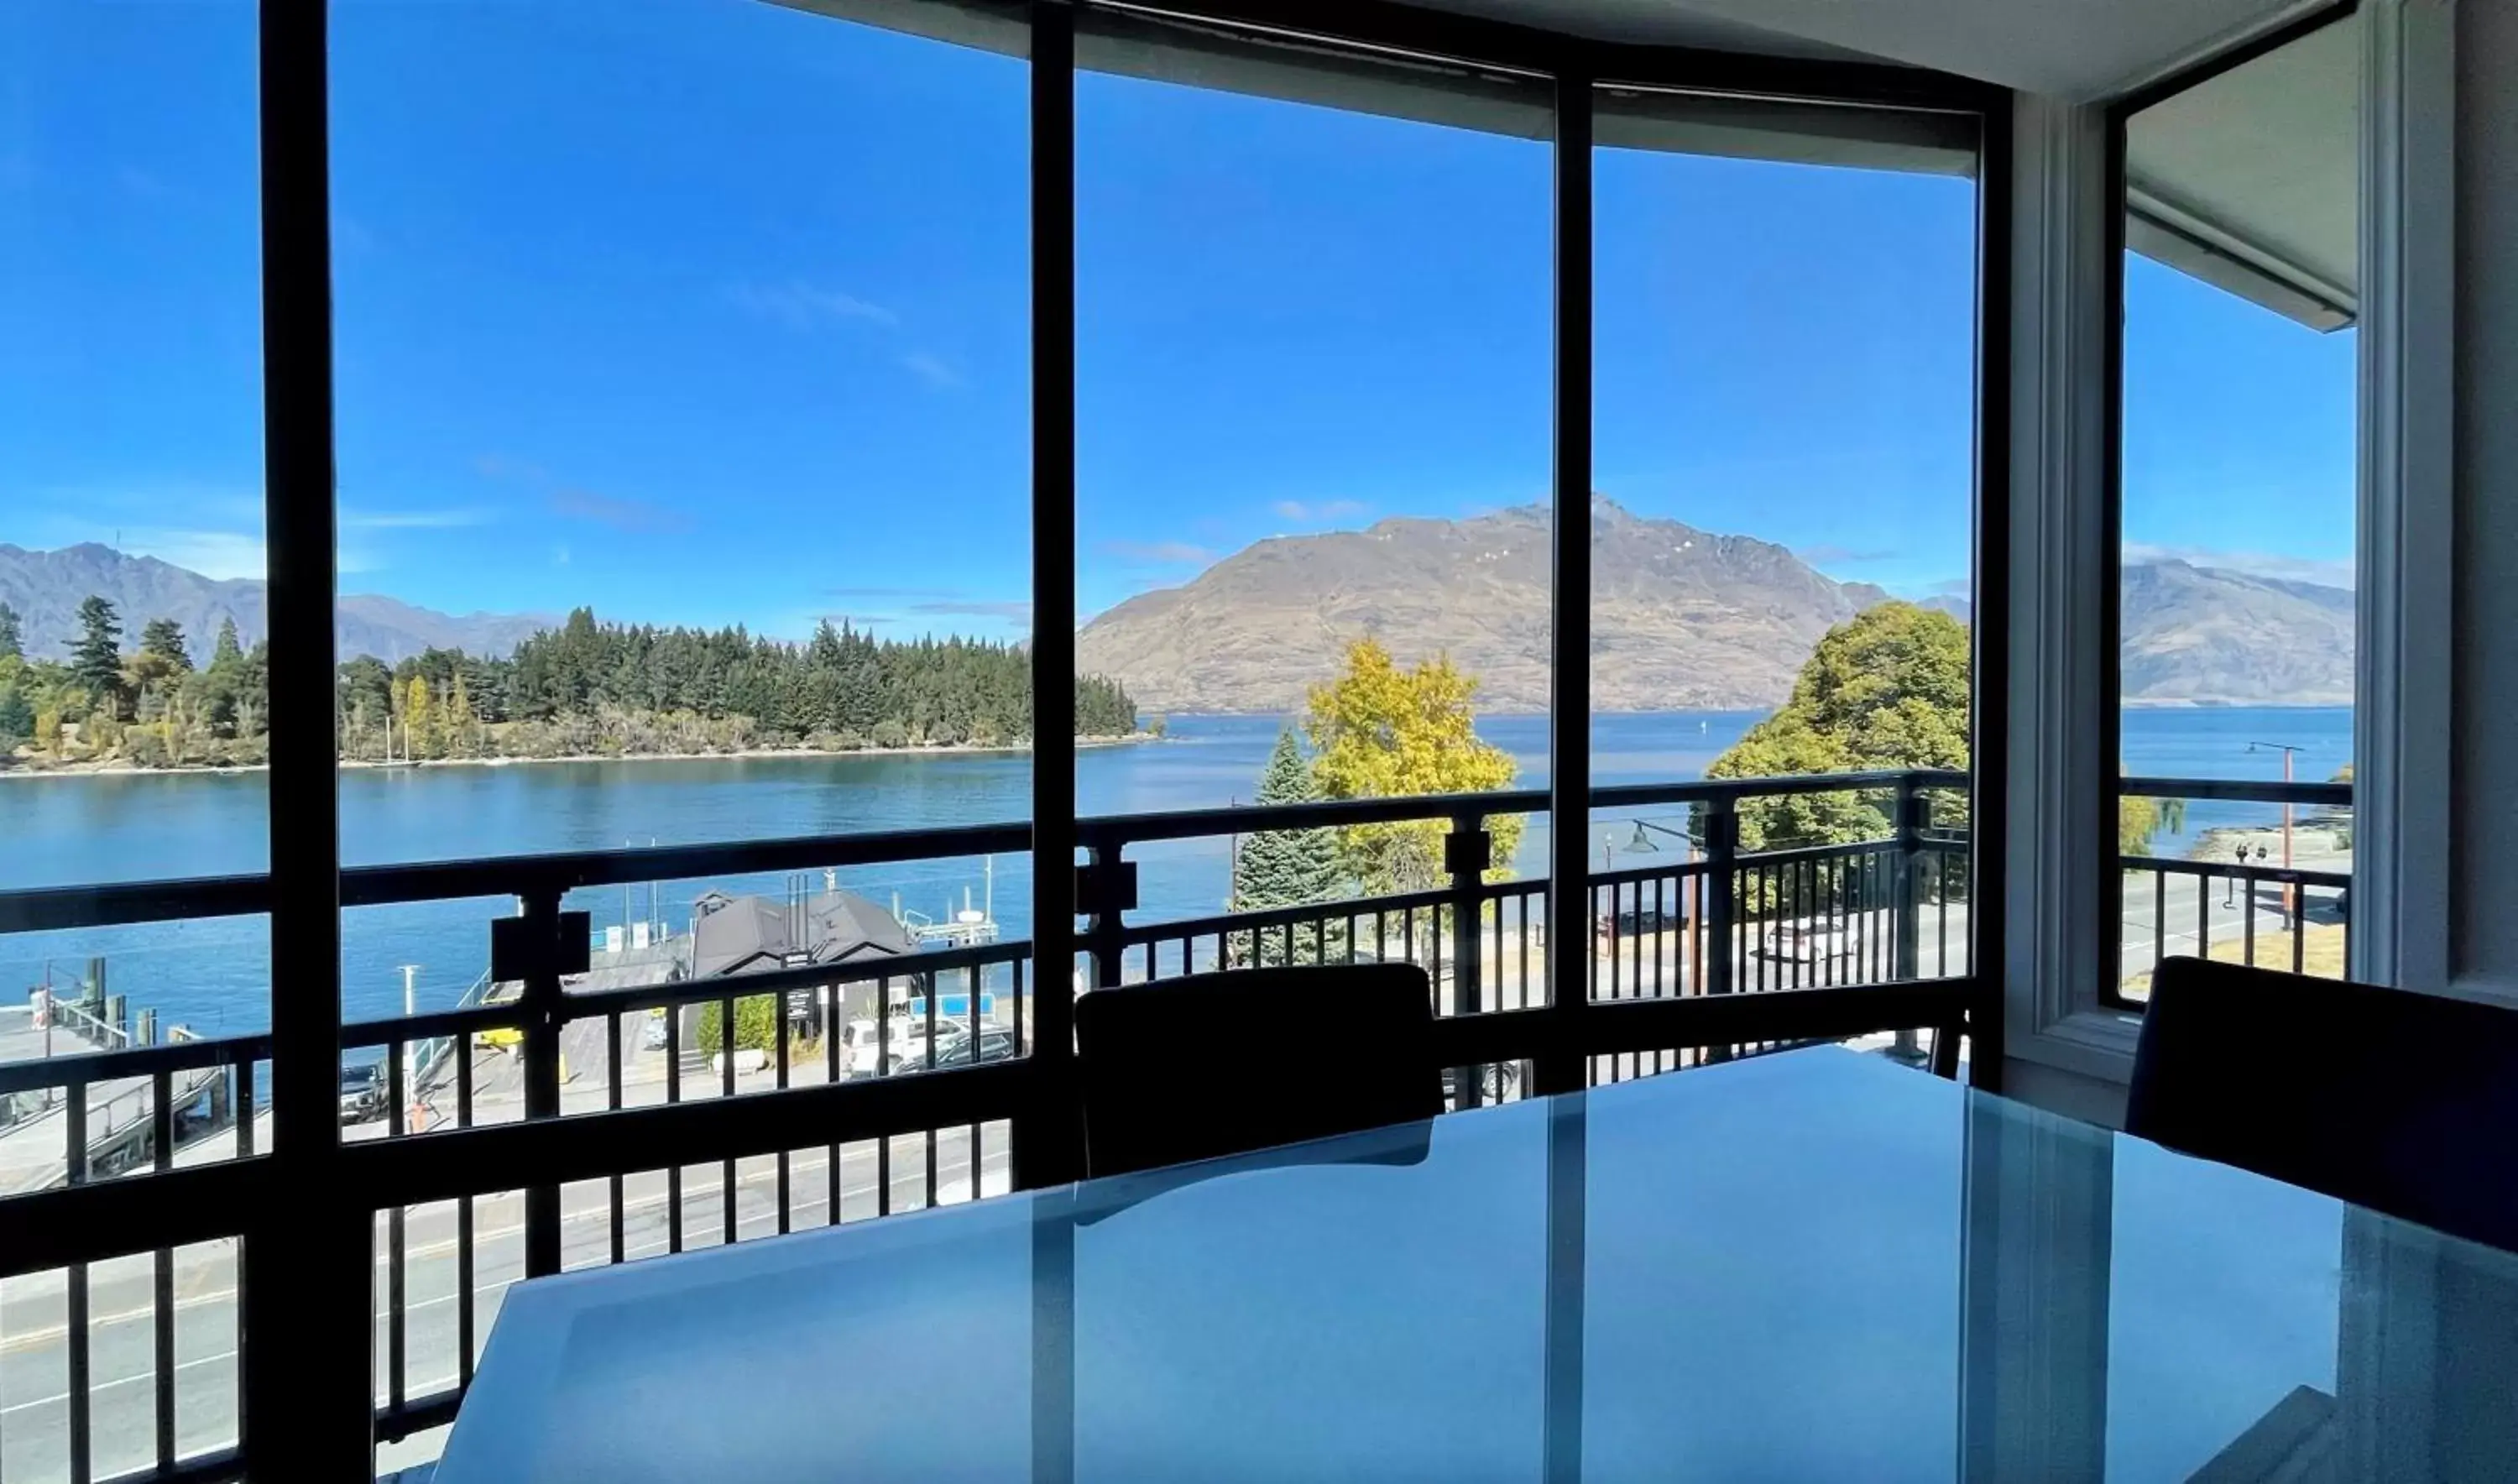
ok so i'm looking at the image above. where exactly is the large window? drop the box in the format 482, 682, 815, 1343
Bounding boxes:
1587, 88, 1983, 1071
2112, 13, 2360, 1003
1074, 18, 1553, 1027
0, 3, 266, 1473
327, 3, 1032, 1460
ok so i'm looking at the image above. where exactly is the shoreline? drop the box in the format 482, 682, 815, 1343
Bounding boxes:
0, 731, 1162, 781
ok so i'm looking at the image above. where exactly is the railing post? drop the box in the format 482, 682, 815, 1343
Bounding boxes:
1894, 779, 1930, 984
490, 889, 587, 1278
1445, 812, 1491, 1106
1702, 801, 1737, 1001
1700, 800, 1737, 1065
1074, 845, 1135, 990
1893, 779, 1930, 1064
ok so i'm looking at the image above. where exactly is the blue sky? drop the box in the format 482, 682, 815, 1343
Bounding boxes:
2, 0, 2357, 647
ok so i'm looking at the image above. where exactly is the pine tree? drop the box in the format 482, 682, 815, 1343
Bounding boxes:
0, 686, 32, 743
69, 596, 125, 718
210, 618, 243, 670
0, 602, 21, 661
1231, 729, 1347, 965
138, 617, 192, 671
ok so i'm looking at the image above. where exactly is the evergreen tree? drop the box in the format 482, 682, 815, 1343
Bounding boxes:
1231, 729, 1347, 964
0, 685, 32, 743
139, 617, 193, 671
210, 617, 243, 670
0, 602, 21, 660
69, 596, 125, 718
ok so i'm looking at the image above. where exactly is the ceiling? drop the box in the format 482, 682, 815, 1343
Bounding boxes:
1413, 0, 2329, 100
2125, 14, 2359, 327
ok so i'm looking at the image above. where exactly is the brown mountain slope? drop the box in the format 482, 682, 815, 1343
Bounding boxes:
2120, 559, 2352, 704
1077, 498, 1883, 713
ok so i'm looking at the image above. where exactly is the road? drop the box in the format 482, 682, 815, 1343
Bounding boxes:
2117, 866, 2346, 990
0, 1128, 1011, 1480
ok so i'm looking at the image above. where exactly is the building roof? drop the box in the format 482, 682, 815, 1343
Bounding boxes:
688, 888, 917, 980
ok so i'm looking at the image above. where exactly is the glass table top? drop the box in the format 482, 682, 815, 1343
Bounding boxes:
433, 1047, 2518, 1482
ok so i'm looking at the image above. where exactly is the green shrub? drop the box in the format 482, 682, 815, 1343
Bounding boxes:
697, 994, 781, 1056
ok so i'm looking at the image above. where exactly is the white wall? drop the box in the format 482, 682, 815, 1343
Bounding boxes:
2451, 0, 2518, 992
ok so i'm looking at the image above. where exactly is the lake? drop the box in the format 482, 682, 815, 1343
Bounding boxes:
0, 708, 2351, 1035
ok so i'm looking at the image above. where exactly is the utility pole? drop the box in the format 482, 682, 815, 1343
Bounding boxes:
2247, 741, 2306, 915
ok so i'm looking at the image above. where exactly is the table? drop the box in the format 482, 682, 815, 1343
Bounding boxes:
433, 1048, 2518, 1482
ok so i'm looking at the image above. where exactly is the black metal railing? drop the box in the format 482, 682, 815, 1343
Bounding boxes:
2113, 776, 2354, 1007
0, 767, 1980, 1482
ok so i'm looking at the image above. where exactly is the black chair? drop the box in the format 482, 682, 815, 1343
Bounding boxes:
2128, 956, 2518, 1253
1074, 962, 1444, 1178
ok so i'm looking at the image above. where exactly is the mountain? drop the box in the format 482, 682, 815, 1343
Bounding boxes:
1079, 499, 1893, 713
0, 544, 551, 665
1077, 502, 2356, 713
2120, 558, 2352, 705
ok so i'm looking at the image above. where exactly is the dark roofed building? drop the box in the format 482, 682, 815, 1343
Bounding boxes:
688, 888, 916, 980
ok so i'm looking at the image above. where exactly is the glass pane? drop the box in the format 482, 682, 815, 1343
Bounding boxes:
1074, 21, 1553, 1018
1590, 88, 1981, 1005
0, 4, 271, 1016
2116, 15, 2360, 1000
327, 0, 1032, 1034
0, 2, 266, 1469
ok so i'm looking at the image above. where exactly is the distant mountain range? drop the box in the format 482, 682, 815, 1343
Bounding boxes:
1, 519, 2353, 710
1074, 499, 2353, 712
0, 544, 552, 666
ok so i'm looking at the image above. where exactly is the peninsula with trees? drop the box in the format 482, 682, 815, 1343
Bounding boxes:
0, 599, 1143, 772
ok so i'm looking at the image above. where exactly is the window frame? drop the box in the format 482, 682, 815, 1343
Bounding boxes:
2003, 0, 2458, 1110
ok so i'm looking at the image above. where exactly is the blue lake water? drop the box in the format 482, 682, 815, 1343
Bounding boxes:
0, 708, 2350, 1036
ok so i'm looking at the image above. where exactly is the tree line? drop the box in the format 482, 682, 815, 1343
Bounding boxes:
0, 598, 1141, 770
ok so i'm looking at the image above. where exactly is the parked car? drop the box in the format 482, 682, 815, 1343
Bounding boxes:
841, 1013, 928, 1077
1758, 918, 1858, 964
887, 1025, 1019, 1077
340, 1061, 386, 1124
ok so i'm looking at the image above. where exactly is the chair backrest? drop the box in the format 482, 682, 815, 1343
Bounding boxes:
1074, 963, 1444, 1178
2128, 956, 2518, 1252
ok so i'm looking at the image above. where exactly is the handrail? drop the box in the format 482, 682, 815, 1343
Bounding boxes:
2118, 776, 2353, 806
0, 766, 2005, 937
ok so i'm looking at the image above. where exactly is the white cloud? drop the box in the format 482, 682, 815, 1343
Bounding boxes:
116, 529, 267, 582
2124, 542, 2354, 590
902, 351, 964, 389
725, 279, 897, 332
341, 507, 489, 530
1099, 540, 1216, 565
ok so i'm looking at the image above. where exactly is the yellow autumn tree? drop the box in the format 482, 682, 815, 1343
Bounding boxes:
445, 672, 478, 757
1303, 638, 1523, 896
404, 674, 435, 760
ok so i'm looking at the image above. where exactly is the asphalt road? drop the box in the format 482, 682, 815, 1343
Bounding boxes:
0, 1129, 1011, 1479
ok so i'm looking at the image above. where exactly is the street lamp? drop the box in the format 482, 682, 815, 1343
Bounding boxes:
1627, 818, 1695, 853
